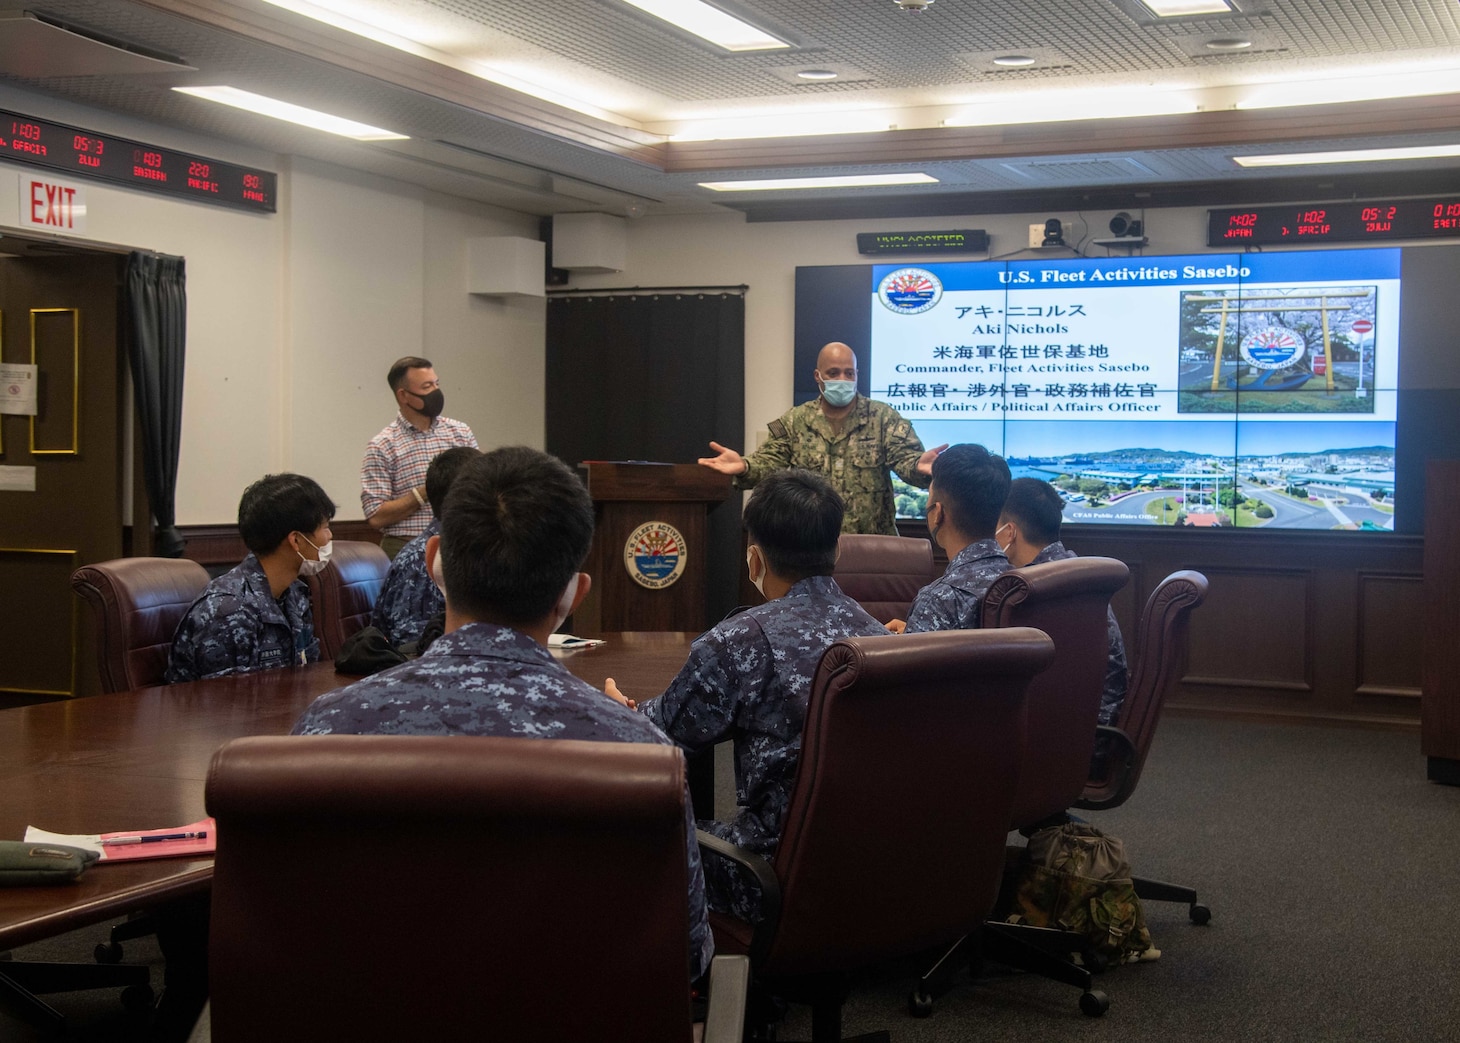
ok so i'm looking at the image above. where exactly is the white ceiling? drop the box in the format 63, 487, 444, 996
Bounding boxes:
2, 0, 1459, 219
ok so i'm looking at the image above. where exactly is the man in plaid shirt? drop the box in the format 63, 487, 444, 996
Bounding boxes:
361, 356, 478, 558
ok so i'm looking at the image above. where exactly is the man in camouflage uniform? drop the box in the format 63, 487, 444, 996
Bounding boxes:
699, 341, 943, 535
165, 473, 335, 683
370, 446, 479, 647
998, 477, 1129, 727
896, 443, 1013, 634
613, 470, 888, 921
294, 447, 713, 980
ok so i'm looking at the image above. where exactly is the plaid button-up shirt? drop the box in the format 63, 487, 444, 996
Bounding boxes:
360, 414, 477, 540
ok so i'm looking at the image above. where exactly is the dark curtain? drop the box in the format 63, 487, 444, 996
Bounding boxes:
124, 252, 187, 557
546, 291, 745, 623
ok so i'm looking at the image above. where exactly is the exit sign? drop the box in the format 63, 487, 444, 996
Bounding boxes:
18, 175, 86, 235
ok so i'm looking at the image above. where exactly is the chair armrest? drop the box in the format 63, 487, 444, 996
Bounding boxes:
701, 955, 750, 1043
695, 829, 782, 962
1072, 724, 1140, 812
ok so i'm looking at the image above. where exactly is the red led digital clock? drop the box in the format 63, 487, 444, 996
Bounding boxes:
1208, 198, 1460, 247
1, 108, 276, 213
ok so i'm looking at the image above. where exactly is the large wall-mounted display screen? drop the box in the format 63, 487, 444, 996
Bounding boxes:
796, 248, 1423, 532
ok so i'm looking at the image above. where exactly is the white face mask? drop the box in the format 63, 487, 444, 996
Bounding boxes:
746, 546, 766, 599
996, 523, 1014, 558
296, 534, 332, 576
430, 545, 446, 593
551, 575, 580, 633
432, 545, 580, 631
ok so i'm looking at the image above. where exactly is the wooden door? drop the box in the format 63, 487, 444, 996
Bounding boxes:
0, 250, 127, 700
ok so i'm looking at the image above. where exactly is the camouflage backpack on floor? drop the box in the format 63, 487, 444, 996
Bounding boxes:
1009, 821, 1157, 967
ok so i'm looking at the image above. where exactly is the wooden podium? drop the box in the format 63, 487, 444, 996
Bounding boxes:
575, 462, 733, 633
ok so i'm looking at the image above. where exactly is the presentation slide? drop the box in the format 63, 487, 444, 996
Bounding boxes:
865, 248, 1400, 530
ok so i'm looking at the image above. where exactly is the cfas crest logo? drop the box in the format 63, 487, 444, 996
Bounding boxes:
877, 267, 942, 314
1240, 326, 1306, 371
624, 521, 687, 590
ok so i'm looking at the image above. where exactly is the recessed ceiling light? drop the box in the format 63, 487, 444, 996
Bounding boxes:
172, 85, 407, 140
1233, 144, 1460, 167
1205, 37, 1252, 51
796, 69, 839, 81
699, 173, 939, 192
618, 0, 789, 51
992, 55, 1037, 67
1140, 0, 1233, 16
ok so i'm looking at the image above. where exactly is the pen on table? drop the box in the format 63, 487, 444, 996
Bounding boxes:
100, 831, 209, 846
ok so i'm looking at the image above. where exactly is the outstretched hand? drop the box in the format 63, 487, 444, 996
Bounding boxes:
604, 677, 637, 711
698, 441, 747, 475
916, 443, 949, 476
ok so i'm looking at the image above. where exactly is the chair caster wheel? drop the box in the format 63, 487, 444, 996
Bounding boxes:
95, 941, 124, 964
908, 990, 934, 1018
1079, 989, 1110, 1017
1190, 903, 1212, 926
121, 984, 154, 1011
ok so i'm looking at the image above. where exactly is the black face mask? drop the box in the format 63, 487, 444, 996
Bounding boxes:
410, 389, 445, 418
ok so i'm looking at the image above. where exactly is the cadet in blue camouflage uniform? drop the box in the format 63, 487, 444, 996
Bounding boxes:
615, 470, 888, 922
699, 342, 945, 535
897, 444, 1013, 634
294, 446, 713, 980
165, 473, 335, 683
370, 446, 479, 647
998, 477, 1129, 726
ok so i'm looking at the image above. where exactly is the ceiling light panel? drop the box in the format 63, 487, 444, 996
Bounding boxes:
667, 109, 896, 140
1142, 0, 1232, 15
1233, 144, 1460, 167
699, 173, 938, 191
616, 0, 789, 51
172, 86, 408, 140
1238, 65, 1460, 108
945, 87, 1196, 127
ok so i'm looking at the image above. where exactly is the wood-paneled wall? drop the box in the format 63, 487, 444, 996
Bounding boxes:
1015, 528, 1422, 728
181, 519, 1423, 728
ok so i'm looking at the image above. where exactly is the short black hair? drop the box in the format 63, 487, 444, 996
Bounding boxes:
237, 474, 336, 555
425, 447, 481, 516
1001, 477, 1064, 546
929, 444, 1011, 539
743, 469, 844, 580
387, 356, 433, 392
439, 447, 594, 626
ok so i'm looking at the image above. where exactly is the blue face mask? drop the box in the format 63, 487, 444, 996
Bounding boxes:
820, 379, 857, 407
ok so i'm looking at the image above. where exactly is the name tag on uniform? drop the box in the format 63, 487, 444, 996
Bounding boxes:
258, 646, 285, 668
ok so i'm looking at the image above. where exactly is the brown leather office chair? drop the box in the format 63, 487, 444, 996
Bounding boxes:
204, 734, 748, 1043
1077, 570, 1210, 924
68, 557, 213, 971
305, 539, 390, 659
830, 534, 936, 624
698, 627, 1054, 1043
71, 556, 212, 693
914, 556, 1130, 1018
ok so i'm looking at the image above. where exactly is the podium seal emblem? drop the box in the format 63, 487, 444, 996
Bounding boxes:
624, 521, 686, 590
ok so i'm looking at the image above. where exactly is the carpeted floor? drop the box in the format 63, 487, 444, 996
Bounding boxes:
6, 715, 1459, 1041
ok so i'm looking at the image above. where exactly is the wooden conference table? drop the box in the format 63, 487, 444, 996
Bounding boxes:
0, 632, 697, 952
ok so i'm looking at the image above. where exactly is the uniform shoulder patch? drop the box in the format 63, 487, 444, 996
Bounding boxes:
767, 419, 789, 440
